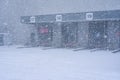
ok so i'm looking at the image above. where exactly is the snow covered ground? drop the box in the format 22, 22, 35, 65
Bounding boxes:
0, 46, 120, 80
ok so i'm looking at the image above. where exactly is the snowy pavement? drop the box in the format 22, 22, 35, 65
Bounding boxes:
0, 46, 120, 80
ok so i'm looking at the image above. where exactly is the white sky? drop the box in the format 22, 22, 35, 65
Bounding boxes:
0, 0, 120, 16
21, 0, 120, 15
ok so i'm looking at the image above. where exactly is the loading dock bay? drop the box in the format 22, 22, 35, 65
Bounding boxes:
21, 10, 120, 50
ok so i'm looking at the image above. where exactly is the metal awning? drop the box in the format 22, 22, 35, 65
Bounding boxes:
21, 9, 120, 24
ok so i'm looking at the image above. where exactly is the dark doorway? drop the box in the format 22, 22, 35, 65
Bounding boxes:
38, 23, 53, 47
118, 25, 120, 48
61, 22, 78, 47
88, 21, 108, 49
0, 34, 4, 46
30, 33, 36, 46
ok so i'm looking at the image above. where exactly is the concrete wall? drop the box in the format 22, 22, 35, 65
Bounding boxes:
77, 22, 89, 48
108, 21, 120, 50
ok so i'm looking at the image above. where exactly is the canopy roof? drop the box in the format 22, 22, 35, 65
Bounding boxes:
21, 10, 120, 24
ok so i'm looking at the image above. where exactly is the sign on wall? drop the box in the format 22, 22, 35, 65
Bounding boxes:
56, 15, 62, 22
40, 28, 49, 34
86, 13, 93, 20
30, 16, 36, 23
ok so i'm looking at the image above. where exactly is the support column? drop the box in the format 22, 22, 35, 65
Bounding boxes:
77, 22, 89, 48
52, 22, 62, 48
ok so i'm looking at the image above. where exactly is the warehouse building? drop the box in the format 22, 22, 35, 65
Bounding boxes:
21, 10, 120, 50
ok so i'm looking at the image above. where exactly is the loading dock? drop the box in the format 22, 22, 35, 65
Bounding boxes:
21, 10, 120, 50
88, 21, 108, 49
37, 23, 53, 47
61, 22, 78, 47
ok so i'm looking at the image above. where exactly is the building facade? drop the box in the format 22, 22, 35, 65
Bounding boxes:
21, 10, 120, 50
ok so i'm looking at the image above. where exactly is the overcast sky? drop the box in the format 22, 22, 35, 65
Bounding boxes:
0, 0, 120, 15
20, 0, 120, 15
